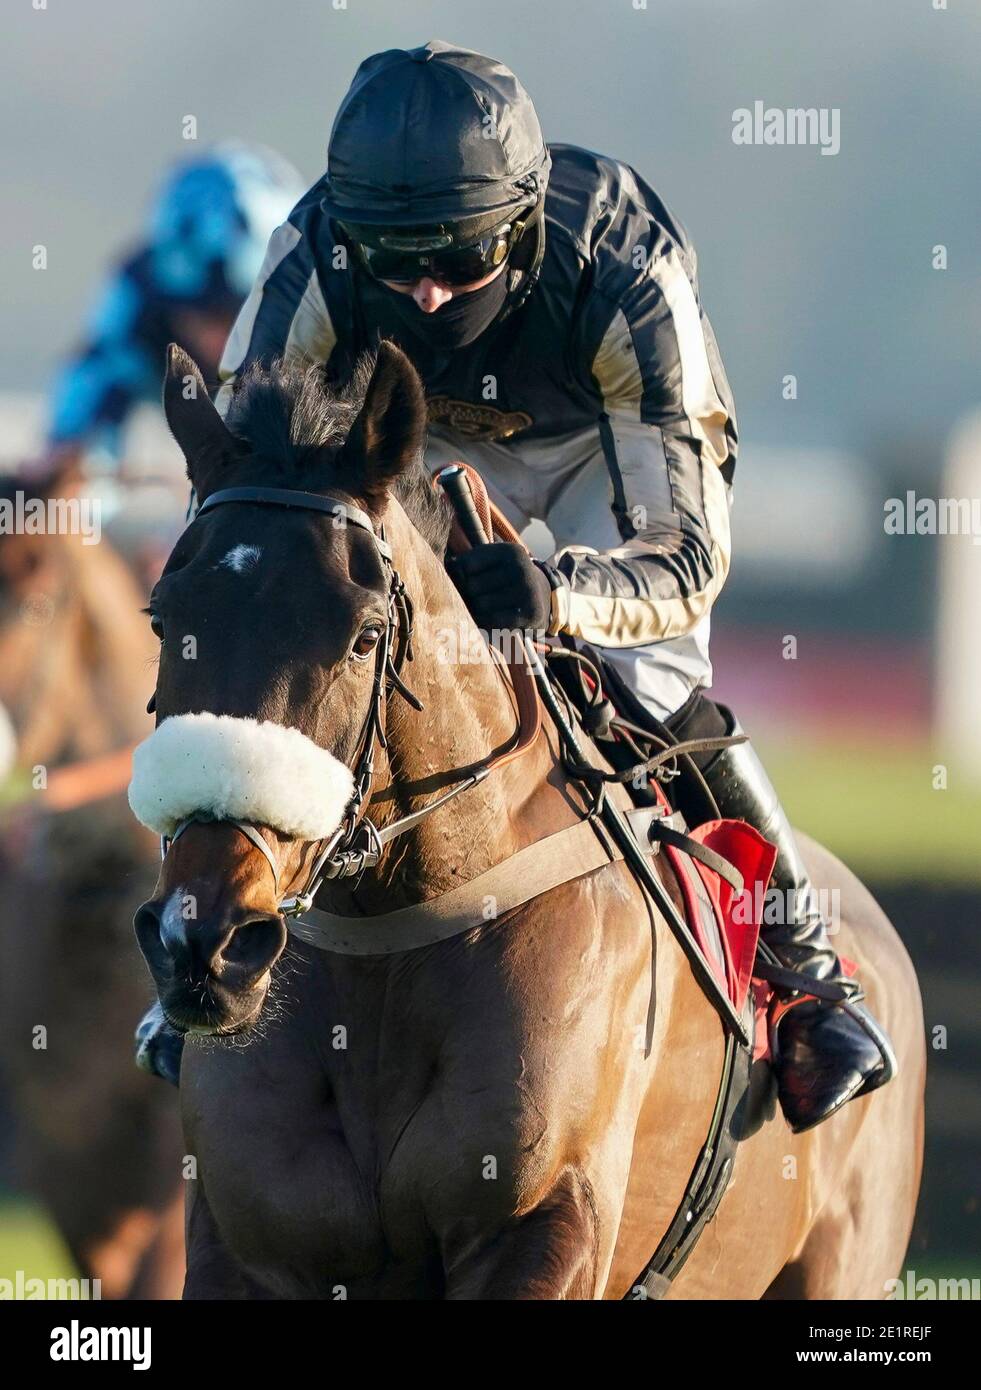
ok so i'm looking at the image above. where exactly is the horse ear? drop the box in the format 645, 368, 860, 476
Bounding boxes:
340, 341, 427, 506
162, 344, 237, 497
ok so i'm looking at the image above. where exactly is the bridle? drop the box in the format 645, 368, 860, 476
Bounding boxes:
160, 483, 532, 918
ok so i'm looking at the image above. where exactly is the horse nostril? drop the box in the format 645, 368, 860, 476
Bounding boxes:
134, 901, 171, 972
216, 915, 287, 982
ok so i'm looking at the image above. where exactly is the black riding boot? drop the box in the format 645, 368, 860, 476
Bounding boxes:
704, 726, 895, 1131
666, 694, 895, 1133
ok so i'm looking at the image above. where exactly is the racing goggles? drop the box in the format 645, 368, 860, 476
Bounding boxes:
343, 219, 526, 288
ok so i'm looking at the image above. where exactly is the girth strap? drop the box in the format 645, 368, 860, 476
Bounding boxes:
288, 810, 662, 957
623, 1017, 753, 1299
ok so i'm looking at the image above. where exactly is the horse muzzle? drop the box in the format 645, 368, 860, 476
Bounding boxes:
135, 892, 287, 1036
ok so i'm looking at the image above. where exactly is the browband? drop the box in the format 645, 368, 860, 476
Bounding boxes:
196, 487, 391, 560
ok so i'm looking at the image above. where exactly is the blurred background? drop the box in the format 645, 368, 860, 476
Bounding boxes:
0, 0, 978, 1292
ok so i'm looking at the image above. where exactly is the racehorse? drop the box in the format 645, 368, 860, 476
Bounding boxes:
132, 342, 924, 1299
0, 466, 185, 1298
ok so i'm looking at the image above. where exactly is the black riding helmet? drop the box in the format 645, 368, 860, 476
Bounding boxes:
322, 41, 550, 294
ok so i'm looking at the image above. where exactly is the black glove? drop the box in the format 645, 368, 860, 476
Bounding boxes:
450, 543, 558, 633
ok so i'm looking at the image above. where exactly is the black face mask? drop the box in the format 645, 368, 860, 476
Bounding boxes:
366, 269, 510, 355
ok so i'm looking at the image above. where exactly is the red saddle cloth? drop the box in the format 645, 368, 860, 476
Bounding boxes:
649, 784, 859, 1062
647, 782, 777, 1043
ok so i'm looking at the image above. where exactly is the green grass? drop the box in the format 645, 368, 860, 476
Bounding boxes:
0, 1200, 78, 1287
0, 769, 33, 814
757, 736, 981, 885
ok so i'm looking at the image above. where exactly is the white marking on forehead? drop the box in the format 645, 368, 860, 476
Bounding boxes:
219, 544, 262, 573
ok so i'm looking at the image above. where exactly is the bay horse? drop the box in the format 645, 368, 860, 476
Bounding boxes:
133, 342, 924, 1299
0, 466, 185, 1298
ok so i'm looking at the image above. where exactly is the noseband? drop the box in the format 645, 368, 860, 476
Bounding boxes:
161, 484, 499, 917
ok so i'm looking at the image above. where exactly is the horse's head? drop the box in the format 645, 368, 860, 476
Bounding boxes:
131, 341, 446, 1036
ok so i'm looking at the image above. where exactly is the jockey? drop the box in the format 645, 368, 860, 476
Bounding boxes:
46, 141, 306, 475
201, 42, 891, 1132
40, 142, 305, 589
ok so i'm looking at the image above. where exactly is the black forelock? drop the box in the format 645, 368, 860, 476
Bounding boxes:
221, 354, 451, 555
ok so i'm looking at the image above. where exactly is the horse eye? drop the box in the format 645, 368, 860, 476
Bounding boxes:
149, 612, 165, 641
352, 625, 382, 659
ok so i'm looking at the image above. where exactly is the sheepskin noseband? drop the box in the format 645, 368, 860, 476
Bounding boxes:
128, 712, 355, 841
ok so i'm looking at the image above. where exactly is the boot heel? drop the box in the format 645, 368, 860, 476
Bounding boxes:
843, 1000, 898, 1094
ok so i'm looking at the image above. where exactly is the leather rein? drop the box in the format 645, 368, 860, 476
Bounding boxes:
160, 479, 541, 917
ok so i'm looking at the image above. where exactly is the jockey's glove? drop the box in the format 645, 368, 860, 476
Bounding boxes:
450, 542, 561, 634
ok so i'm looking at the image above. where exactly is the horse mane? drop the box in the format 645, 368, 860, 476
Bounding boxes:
223, 355, 453, 556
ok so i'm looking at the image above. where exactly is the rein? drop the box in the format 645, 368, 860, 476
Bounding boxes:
161, 479, 541, 915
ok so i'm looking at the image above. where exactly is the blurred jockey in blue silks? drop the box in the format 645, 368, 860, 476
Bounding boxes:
49, 142, 306, 463
43, 143, 306, 582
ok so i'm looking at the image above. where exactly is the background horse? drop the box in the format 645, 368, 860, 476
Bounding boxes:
0, 467, 185, 1298
134, 343, 924, 1299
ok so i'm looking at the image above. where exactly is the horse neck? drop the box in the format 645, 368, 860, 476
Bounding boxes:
324, 502, 566, 914
29, 536, 154, 766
